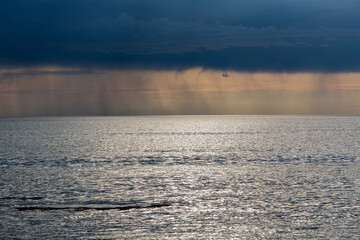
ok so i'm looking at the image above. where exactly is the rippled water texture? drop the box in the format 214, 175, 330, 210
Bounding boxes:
0, 116, 360, 239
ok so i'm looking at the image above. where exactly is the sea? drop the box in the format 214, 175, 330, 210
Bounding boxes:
0, 116, 359, 239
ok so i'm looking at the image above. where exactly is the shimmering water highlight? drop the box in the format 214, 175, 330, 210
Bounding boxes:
0, 116, 359, 239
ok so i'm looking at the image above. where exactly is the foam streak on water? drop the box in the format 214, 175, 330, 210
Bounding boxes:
0, 116, 360, 239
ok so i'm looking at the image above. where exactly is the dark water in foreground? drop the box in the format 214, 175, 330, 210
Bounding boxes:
0, 116, 359, 239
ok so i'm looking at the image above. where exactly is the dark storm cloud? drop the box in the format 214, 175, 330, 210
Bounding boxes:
1, 0, 360, 71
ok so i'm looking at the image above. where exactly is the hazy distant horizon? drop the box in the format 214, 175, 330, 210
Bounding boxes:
1, 68, 360, 117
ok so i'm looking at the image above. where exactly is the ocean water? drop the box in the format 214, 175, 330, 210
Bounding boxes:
0, 116, 359, 239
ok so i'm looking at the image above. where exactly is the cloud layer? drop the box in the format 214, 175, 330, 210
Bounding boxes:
1, 0, 360, 71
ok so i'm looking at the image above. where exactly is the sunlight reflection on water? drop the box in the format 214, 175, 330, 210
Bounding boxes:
0, 116, 360, 239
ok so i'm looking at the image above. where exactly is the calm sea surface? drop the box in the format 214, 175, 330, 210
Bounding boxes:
0, 116, 359, 239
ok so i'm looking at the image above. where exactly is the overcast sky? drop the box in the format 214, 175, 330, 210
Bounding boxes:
1, 0, 360, 71
1, 0, 360, 116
